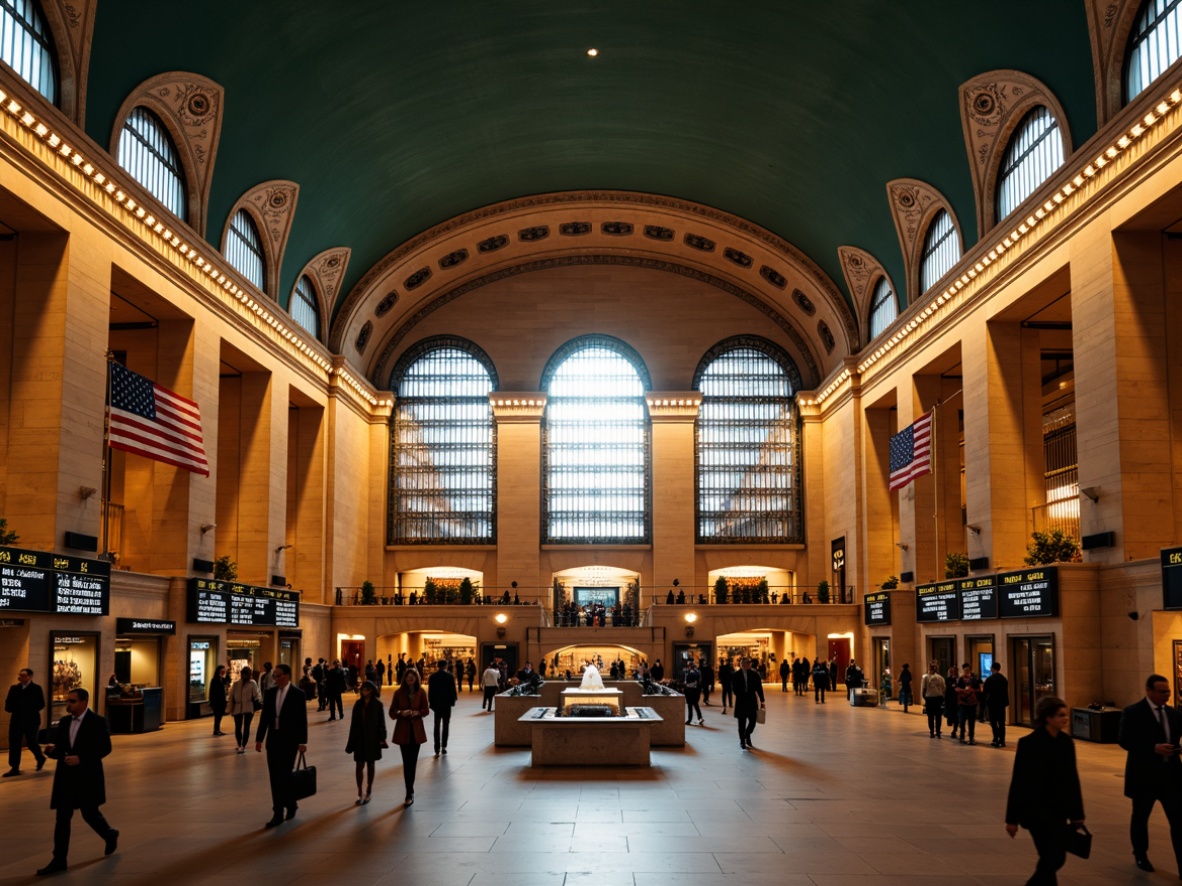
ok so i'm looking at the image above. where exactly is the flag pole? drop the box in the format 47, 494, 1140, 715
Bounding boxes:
931, 403, 939, 581
100, 352, 115, 561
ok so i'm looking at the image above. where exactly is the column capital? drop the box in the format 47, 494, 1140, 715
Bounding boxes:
490, 393, 547, 423
646, 392, 701, 422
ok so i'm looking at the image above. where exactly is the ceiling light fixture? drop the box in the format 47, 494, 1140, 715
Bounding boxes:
587, 48, 599, 57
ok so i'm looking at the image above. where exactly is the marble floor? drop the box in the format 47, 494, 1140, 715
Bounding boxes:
0, 687, 1161, 885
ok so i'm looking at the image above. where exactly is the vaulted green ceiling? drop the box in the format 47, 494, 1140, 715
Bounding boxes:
84, 1, 1096, 320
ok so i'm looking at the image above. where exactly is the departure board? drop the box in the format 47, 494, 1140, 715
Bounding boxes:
916, 581, 960, 622
957, 576, 998, 621
997, 567, 1059, 618
0, 546, 109, 615
186, 579, 300, 627
864, 591, 891, 626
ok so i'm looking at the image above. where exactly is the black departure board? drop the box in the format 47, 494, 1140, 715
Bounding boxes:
916, 581, 960, 622
997, 567, 1059, 618
864, 591, 891, 626
1163, 547, 1182, 610
957, 576, 998, 621
0, 546, 109, 615
186, 579, 300, 627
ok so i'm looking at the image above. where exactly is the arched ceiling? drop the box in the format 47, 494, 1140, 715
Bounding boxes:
82, 1, 1097, 328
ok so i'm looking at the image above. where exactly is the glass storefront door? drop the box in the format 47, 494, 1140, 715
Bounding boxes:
872, 637, 891, 697
929, 637, 955, 677
1011, 635, 1056, 726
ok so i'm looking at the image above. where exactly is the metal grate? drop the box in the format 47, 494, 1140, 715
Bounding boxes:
0, 0, 56, 104
117, 107, 188, 221
696, 346, 798, 542
996, 106, 1064, 222
290, 275, 321, 340
1127, 0, 1182, 102
919, 209, 960, 293
226, 209, 265, 291
388, 344, 496, 543
868, 277, 897, 340
543, 343, 649, 543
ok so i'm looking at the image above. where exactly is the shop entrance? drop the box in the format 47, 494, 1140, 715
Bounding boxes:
929, 637, 955, 677
967, 635, 995, 678
672, 642, 714, 682
872, 637, 891, 697
1011, 635, 1056, 726
827, 637, 851, 687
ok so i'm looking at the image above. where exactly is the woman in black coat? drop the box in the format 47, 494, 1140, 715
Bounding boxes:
1005, 696, 1085, 885
345, 680, 387, 804
944, 667, 960, 738
208, 666, 228, 737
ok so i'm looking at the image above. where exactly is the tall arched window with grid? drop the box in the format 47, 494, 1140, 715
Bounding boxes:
225, 209, 265, 291
542, 337, 650, 544
0, 0, 57, 104
868, 277, 897, 341
995, 106, 1064, 222
1126, 0, 1182, 102
919, 210, 960, 293
695, 340, 799, 543
388, 340, 497, 544
290, 275, 321, 341
117, 107, 188, 221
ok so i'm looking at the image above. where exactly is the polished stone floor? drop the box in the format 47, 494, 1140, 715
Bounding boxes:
0, 687, 1161, 885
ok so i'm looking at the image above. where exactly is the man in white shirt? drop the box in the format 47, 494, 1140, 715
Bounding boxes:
481, 663, 501, 712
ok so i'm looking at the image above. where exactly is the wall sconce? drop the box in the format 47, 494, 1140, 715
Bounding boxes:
895, 542, 909, 551
79, 486, 98, 501
275, 544, 293, 554
966, 525, 982, 535
1081, 487, 1100, 503
200, 523, 217, 535
494, 612, 508, 624
684, 612, 698, 624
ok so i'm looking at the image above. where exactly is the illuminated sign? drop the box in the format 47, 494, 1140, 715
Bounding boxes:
916, 581, 960, 623
0, 546, 109, 615
864, 591, 891, 626
186, 579, 300, 627
997, 567, 1059, 618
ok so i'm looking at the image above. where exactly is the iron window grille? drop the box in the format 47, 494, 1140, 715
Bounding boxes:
226, 209, 265, 291
0, 0, 56, 105
117, 107, 188, 222
291, 275, 321, 340
1126, 0, 1182, 103
919, 209, 960, 294
996, 106, 1064, 223
868, 277, 897, 341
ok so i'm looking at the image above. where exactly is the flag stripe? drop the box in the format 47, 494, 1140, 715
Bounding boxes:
108, 420, 209, 469
108, 364, 209, 477
110, 408, 206, 448
888, 411, 933, 491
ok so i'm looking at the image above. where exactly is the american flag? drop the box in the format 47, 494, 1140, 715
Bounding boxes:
888, 411, 933, 491
108, 363, 209, 476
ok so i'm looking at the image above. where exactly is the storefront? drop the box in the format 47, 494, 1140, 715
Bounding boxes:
226, 633, 264, 680
49, 631, 99, 721
187, 636, 218, 719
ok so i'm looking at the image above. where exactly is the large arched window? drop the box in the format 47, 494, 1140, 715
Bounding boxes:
695, 339, 799, 543
388, 339, 497, 544
542, 336, 650, 544
919, 210, 960, 293
0, 0, 57, 104
1126, 0, 1182, 102
117, 107, 188, 221
995, 106, 1064, 222
290, 274, 321, 341
868, 277, 897, 340
225, 209, 265, 291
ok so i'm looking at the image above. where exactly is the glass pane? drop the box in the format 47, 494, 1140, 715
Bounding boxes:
226, 209, 265, 290
868, 277, 897, 340
996, 107, 1064, 222
118, 107, 188, 221
291, 275, 321, 339
1127, 0, 1182, 102
919, 210, 960, 293
0, 0, 57, 104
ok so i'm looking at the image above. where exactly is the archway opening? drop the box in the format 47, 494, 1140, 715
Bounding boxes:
551, 565, 640, 625
397, 566, 484, 604
706, 565, 797, 604
543, 643, 645, 680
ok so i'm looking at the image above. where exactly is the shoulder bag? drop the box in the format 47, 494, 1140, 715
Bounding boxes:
1064, 824, 1091, 859
290, 751, 317, 800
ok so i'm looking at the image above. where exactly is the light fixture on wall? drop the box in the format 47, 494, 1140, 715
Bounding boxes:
1081, 487, 1100, 503
275, 544, 293, 553
200, 523, 217, 535
79, 486, 97, 501
684, 612, 697, 623
966, 525, 982, 535
494, 613, 508, 625
895, 542, 908, 551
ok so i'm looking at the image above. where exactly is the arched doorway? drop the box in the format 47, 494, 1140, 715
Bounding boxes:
543, 643, 645, 680
376, 631, 478, 690
551, 565, 640, 625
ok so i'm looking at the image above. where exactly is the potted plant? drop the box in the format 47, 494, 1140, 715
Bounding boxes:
817, 579, 830, 603
758, 577, 770, 604
214, 555, 238, 581
0, 518, 18, 545
714, 575, 728, 604
423, 578, 437, 604
881, 575, 899, 590
360, 580, 376, 605
1024, 530, 1081, 565
459, 576, 474, 605
945, 551, 969, 578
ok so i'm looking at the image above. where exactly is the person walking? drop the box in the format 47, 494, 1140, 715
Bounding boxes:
731, 657, 765, 750
1118, 673, 1182, 873
798, 656, 811, 698
312, 658, 327, 711
1005, 696, 1085, 886
465, 658, 476, 693
208, 665, 229, 737
897, 663, 913, 713
845, 659, 864, 702
428, 659, 457, 756
718, 657, 734, 714
325, 659, 347, 721
390, 667, 429, 806
35, 688, 119, 875
259, 661, 276, 693
683, 661, 703, 725
375, 658, 386, 687
944, 666, 961, 739
346, 680, 386, 805
920, 662, 946, 738
983, 662, 1010, 747
254, 664, 308, 828
778, 658, 790, 693
481, 662, 500, 712
227, 665, 262, 754
811, 659, 830, 703
956, 664, 982, 744
4, 667, 47, 777
700, 660, 714, 706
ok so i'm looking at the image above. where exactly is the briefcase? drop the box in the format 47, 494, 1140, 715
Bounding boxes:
1064, 824, 1091, 859
290, 752, 317, 800
755, 707, 767, 725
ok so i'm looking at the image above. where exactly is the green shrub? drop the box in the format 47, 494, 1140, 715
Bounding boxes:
0, 518, 18, 545
945, 552, 970, 578
214, 555, 238, 581
714, 575, 728, 604
1024, 530, 1080, 565
360, 580, 376, 605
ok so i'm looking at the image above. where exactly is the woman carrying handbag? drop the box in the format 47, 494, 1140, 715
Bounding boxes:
345, 680, 387, 804
390, 667, 429, 806
227, 666, 261, 753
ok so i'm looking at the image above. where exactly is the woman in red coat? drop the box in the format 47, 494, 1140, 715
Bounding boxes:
390, 667, 429, 806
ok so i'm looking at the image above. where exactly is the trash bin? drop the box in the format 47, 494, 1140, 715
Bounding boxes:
1071, 707, 1121, 742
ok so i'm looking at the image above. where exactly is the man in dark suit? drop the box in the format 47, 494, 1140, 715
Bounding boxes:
731, 657, 765, 751
254, 663, 308, 829
35, 688, 118, 875
324, 659, 346, 721
1118, 673, 1182, 873
428, 659, 458, 756
5, 666, 47, 776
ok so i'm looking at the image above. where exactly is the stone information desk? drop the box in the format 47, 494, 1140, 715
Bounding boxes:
518, 706, 663, 767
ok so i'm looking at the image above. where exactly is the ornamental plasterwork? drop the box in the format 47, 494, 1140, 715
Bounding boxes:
225, 180, 300, 300
958, 70, 1072, 237
295, 247, 350, 343
885, 178, 961, 301
838, 245, 893, 336
1085, 0, 1139, 126
42, 0, 97, 125
109, 72, 225, 237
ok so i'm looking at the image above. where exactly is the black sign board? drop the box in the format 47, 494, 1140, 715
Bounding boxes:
997, 567, 1059, 618
1163, 547, 1182, 610
864, 591, 891, 626
0, 546, 109, 615
116, 618, 177, 635
186, 579, 300, 627
957, 576, 998, 621
916, 581, 960, 622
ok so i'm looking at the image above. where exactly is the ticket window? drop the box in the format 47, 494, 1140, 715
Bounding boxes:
50, 632, 99, 721
188, 637, 218, 718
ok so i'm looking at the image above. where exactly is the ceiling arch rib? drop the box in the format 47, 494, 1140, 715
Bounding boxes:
331, 191, 855, 390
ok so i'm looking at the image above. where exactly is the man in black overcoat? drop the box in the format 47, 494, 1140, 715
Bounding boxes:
731, 656, 765, 751
255, 663, 308, 828
1118, 673, 1182, 873
428, 659, 458, 756
5, 666, 47, 775
35, 688, 118, 875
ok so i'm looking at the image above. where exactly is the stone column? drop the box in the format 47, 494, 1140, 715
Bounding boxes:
647, 393, 700, 593
491, 394, 546, 596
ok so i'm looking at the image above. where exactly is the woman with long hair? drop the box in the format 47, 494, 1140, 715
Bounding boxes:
346, 680, 387, 804
227, 665, 262, 754
390, 667, 429, 806
1005, 696, 1086, 885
